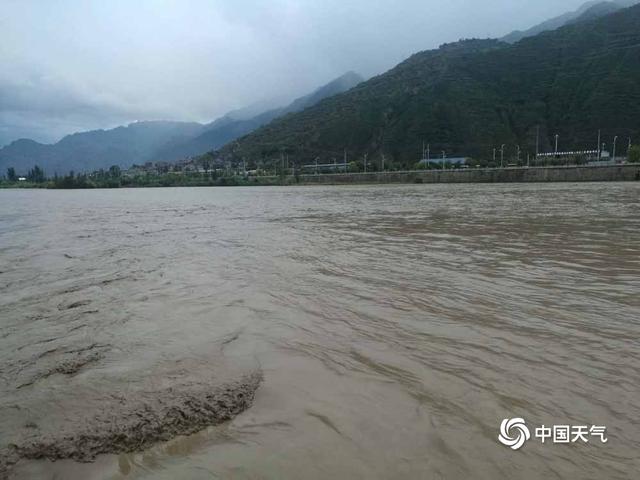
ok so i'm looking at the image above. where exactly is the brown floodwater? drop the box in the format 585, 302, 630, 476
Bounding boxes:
0, 183, 639, 479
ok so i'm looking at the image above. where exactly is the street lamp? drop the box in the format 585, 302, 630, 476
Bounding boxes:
500, 144, 505, 168
613, 136, 618, 163
555, 134, 559, 156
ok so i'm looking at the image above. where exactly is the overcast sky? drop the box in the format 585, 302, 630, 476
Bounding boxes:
1, 0, 589, 146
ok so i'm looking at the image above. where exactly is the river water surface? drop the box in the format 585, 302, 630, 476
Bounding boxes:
1, 183, 639, 479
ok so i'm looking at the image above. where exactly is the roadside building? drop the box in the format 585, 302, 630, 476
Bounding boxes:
418, 157, 468, 167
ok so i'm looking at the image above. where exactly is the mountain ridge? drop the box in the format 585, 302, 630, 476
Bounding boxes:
501, 0, 638, 43
0, 121, 205, 175
213, 5, 640, 169
0, 73, 363, 174
149, 72, 363, 162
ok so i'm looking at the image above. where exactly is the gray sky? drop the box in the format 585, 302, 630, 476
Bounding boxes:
0, 0, 588, 146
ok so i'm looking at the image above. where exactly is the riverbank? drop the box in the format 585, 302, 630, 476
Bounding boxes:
296, 163, 640, 185
2, 164, 638, 189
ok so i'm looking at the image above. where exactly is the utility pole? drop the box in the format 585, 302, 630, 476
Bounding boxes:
427, 144, 430, 163
555, 134, 559, 157
527, 153, 530, 168
422, 141, 426, 161
597, 129, 601, 161
364, 153, 368, 173
516, 145, 520, 165
536, 125, 540, 158
628, 137, 632, 159
442, 151, 446, 170
613, 136, 618, 163
344, 149, 347, 172
381, 153, 385, 172
500, 144, 505, 168
493, 148, 496, 165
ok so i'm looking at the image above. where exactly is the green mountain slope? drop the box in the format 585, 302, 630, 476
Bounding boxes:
216, 5, 640, 169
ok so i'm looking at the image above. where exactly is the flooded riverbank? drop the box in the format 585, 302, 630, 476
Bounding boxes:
1, 183, 639, 479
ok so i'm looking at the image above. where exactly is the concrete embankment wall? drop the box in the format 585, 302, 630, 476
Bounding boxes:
293, 164, 640, 185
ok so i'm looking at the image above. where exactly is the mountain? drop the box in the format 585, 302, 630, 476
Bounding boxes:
501, 0, 638, 43
0, 121, 205, 175
568, 1, 624, 23
0, 72, 363, 175
280, 72, 364, 115
214, 5, 640, 169
223, 97, 291, 122
149, 72, 363, 162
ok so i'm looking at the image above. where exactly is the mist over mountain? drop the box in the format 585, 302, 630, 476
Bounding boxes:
150, 72, 363, 163
0, 73, 362, 174
215, 5, 640, 168
501, 0, 639, 43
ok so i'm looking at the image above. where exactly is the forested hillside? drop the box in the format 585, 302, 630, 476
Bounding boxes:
216, 5, 640, 169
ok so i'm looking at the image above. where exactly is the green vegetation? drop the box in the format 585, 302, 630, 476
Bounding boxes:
26, 165, 46, 183
6, 167, 16, 182
629, 145, 640, 163
0, 164, 286, 189
212, 6, 640, 170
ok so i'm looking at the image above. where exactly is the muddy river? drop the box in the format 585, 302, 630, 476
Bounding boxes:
1, 183, 638, 479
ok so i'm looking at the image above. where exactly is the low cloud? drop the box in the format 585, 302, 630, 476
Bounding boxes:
0, 0, 588, 146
